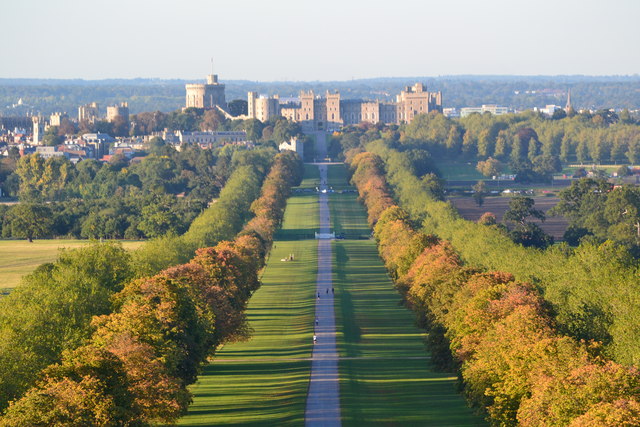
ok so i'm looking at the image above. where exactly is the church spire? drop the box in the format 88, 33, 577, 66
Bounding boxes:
565, 88, 572, 111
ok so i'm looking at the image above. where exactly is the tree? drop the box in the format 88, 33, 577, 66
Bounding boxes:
473, 181, 487, 207
227, 99, 248, 117
603, 186, 640, 247
111, 116, 130, 137
200, 109, 224, 131
617, 165, 631, 177
7, 203, 53, 242
504, 196, 545, 226
476, 157, 503, 178
42, 126, 64, 146
503, 196, 553, 249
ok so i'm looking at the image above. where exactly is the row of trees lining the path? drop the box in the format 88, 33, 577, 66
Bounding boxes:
348, 151, 640, 424
351, 138, 640, 366
0, 151, 303, 422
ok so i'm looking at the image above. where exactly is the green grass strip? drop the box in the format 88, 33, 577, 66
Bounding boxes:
178, 165, 320, 426
328, 164, 484, 426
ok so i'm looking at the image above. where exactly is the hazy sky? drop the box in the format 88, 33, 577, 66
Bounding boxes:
1, 0, 638, 81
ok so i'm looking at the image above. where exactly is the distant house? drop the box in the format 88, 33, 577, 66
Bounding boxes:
83, 132, 115, 158
279, 136, 304, 158
35, 146, 68, 159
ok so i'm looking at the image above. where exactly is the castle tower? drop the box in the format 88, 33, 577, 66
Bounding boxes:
326, 91, 342, 131
185, 73, 226, 110
107, 102, 129, 122
300, 90, 315, 132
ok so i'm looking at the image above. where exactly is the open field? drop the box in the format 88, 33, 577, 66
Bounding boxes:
449, 196, 569, 241
439, 160, 488, 181
328, 164, 483, 426
179, 167, 320, 426
0, 239, 144, 290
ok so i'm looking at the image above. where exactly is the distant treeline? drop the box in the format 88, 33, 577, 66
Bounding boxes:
0, 151, 303, 424
2, 75, 640, 116
0, 144, 272, 241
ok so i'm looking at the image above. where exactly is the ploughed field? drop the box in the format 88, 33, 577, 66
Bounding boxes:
448, 196, 569, 241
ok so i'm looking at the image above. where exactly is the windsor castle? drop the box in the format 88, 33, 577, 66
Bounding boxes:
186, 74, 442, 132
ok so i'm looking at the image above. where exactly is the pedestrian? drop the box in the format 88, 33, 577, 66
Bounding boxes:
313, 334, 317, 344
326, 288, 329, 294
331, 287, 334, 294
317, 292, 320, 299
315, 317, 318, 325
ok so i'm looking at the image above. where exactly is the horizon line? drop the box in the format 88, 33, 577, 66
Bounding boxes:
1, 73, 640, 84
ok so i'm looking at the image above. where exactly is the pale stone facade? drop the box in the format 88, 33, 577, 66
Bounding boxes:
248, 92, 280, 122
49, 112, 68, 127
107, 102, 129, 122
396, 83, 442, 123
247, 83, 442, 131
185, 74, 226, 110
279, 136, 304, 158
32, 116, 44, 145
78, 102, 99, 123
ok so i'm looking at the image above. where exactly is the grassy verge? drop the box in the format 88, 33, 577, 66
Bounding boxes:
178, 166, 320, 426
328, 164, 484, 426
0, 239, 144, 290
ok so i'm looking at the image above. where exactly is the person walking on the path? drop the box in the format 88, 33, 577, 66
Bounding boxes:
313, 334, 317, 344
317, 292, 320, 299
331, 287, 334, 294
326, 288, 329, 294
315, 317, 318, 326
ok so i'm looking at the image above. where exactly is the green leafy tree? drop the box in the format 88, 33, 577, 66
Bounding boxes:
476, 157, 503, 178
7, 203, 54, 242
503, 196, 553, 249
473, 181, 487, 207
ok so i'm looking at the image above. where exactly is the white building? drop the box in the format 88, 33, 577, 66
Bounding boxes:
460, 105, 510, 117
536, 105, 562, 116
278, 136, 304, 158
173, 130, 247, 145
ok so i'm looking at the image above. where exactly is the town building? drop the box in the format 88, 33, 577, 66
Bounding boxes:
82, 132, 115, 158
443, 107, 460, 118
185, 74, 226, 110
248, 83, 442, 132
157, 130, 248, 147
279, 136, 304, 158
536, 105, 562, 116
460, 105, 510, 117
35, 146, 67, 159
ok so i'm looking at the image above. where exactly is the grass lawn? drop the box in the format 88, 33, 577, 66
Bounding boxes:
178, 166, 320, 426
0, 239, 143, 290
328, 164, 484, 426
439, 160, 487, 181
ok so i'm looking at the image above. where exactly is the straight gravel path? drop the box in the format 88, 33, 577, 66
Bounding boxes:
305, 163, 342, 426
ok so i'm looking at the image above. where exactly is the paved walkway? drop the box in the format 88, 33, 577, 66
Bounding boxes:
305, 163, 341, 426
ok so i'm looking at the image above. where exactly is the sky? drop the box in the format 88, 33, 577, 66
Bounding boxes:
1, 0, 639, 81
